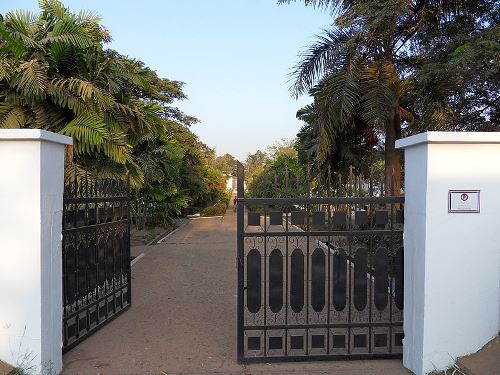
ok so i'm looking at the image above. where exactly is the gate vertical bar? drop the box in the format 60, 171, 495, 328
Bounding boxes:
126, 172, 132, 306
236, 161, 245, 361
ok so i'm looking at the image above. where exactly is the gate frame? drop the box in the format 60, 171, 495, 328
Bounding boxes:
236, 161, 404, 363
62, 173, 132, 352
236, 162, 246, 360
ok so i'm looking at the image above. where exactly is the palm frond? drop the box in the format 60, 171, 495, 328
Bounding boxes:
290, 28, 351, 96
317, 116, 336, 163
63, 160, 89, 183
59, 115, 109, 154
41, 19, 97, 48
0, 103, 26, 128
46, 83, 86, 115
360, 60, 397, 126
51, 77, 115, 111
315, 56, 362, 126
11, 59, 48, 99
73, 10, 101, 25
278, 0, 347, 13
112, 58, 149, 90
39, 0, 70, 21
0, 58, 14, 81
31, 102, 66, 130
48, 41, 72, 66
4, 10, 38, 35
3, 10, 40, 50
101, 138, 132, 164
0, 23, 27, 57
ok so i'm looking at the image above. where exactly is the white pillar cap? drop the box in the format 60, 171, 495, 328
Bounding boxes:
396, 131, 500, 149
0, 129, 73, 145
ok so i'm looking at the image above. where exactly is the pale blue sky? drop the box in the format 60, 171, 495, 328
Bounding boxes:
0, 0, 332, 160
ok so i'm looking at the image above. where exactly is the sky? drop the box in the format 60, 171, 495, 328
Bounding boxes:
0, 0, 333, 160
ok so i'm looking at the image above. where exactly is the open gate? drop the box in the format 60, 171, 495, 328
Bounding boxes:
62, 174, 131, 352
236, 162, 404, 362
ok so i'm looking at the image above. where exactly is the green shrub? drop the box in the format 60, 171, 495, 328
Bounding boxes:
201, 202, 227, 217
219, 188, 232, 207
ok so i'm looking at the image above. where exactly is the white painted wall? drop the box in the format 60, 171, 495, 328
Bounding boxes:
0, 130, 72, 375
397, 132, 500, 375
226, 175, 237, 192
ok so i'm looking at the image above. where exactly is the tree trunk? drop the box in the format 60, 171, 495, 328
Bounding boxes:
385, 104, 402, 196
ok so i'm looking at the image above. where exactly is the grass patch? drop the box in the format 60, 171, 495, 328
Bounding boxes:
8, 369, 29, 375
429, 363, 467, 375
131, 219, 187, 246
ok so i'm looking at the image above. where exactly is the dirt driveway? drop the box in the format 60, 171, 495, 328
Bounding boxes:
62, 207, 409, 375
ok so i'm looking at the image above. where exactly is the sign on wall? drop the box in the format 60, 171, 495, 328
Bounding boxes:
448, 190, 480, 213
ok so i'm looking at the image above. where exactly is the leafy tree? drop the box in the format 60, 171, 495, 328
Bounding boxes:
0, 0, 188, 183
0, 0, 226, 223
267, 138, 297, 159
295, 103, 376, 180
214, 153, 236, 176
244, 149, 268, 184
409, 2, 499, 132
280, 0, 499, 195
168, 122, 227, 213
248, 146, 306, 198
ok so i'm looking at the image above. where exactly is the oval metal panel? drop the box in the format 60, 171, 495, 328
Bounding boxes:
311, 248, 326, 312
269, 249, 284, 313
353, 248, 367, 311
374, 247, 389, 311
247, 249, 261, 313
332, 250, 347, 311
395, 246, 404, 310
290, 248, 304, 313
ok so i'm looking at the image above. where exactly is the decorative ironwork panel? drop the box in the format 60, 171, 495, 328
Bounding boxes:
236, 163, 404, 362
62, 173, 130, 352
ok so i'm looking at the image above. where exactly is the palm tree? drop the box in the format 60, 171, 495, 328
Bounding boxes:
280, 0, 482, 195
0, 0, 181, 186
0, 0, 230, 222
0, 2, 125, 161
295, 102, 375, 181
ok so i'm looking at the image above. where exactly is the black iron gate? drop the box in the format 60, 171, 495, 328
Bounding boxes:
62, 174, 131, 352
236, 162, 404, 362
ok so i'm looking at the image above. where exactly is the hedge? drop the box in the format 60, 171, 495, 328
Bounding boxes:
201, 203, 227, 217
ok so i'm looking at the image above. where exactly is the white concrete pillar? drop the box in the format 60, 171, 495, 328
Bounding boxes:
396, 132, 500, 375
0, 130, 72, 374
